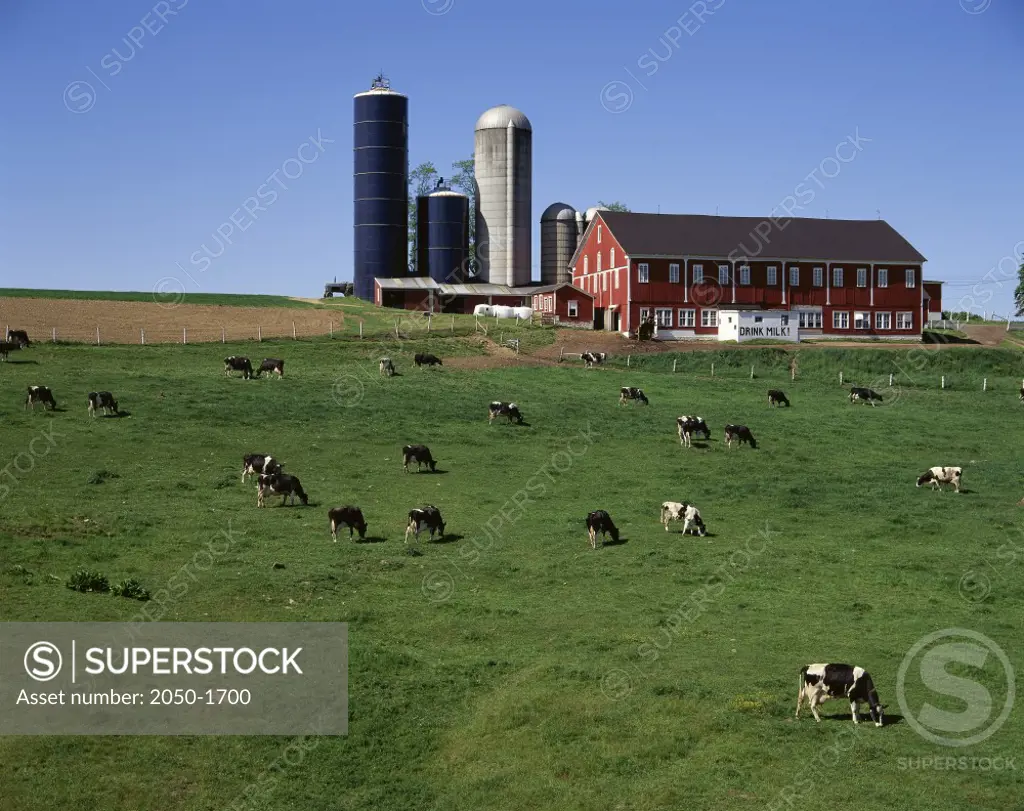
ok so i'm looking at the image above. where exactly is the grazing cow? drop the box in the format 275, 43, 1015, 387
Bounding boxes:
768, 389, 791, 407
379, 357, 395, 377
224, 356, 254, 379
581, 351, 607, 368
25, 386, 56, 411
677, 415, 711, 447
849, 387, 882, 406
87, 391, 119, 417
328, 506, 367, 541
619, 387, 649, 406
917, 466, 962, 493
7, 330, 30, 348
1019, 386, 1023, 402
586, 510, 619, 549
414, 352, 442, 368
402, 444, 437, 473
405, 505, 445, 542
256, 472, 308, 507
488, 401, 524, 425
242, 454, 283, 483
796, 663, 885, 727
256, 358, 284, 378
724, 424, 757, 449
660, 502, 707, 536
0, 341, 21, 361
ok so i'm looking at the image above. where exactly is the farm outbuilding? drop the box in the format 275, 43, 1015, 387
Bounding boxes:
530, 283, 594, 326
374, 277, 530, 314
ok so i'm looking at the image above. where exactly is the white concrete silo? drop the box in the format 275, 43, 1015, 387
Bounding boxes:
474, 105, 532, 287
540, 202, 578, 286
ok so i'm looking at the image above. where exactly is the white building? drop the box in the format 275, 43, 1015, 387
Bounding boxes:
718, 310, 799, 342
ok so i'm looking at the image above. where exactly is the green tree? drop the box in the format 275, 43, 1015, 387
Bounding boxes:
1015, 259, 1024, 316
408, 161, 439, 270
450, 154, 476, 263
598, 200, 631, 212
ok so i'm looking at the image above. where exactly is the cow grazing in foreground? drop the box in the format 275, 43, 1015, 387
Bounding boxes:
379, 358, 395, 377
796, 663, 885, 727
25, 386, 56, 411
917, 466, 962, 493
677, 416, 711, 447
242, 454, 283, 483
619, 387, 649, 406
586, 510, 620, 549
581, 351, 607, 368
1019, 387, 1023, 402
328, 506, 367, 541
725, 424, 757, 449
7, 330, 30, 348
402, 444, 437, 473
87, 391, 119, 417
0, 341, 21, 361
768, 389, 791, 407
405, 505, 445, 542
224, 356, 254, 379
256, 472, 308, 507
849, 387, 882, 406
256, 358, 284, 378
415, 353, 442, 368
660, 502, 707, 536
488, 401, 523, 425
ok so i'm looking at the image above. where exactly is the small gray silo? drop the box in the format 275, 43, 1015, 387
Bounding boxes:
540, 202, 578, 286
416, 178, 470, 284
474, 105, 532, 287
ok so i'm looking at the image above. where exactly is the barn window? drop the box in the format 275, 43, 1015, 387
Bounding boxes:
905, 268, 916, 288
754, 316, 763, 323
833, 311, 849, 330
875, 312, 891, 330
766, 266, 777, 286
597, 225, 602, 244
789, 266, 800, 286
610, 248, 616, 266
799, 311, 822, 329
655, 308, 673, 327
701, 310, 719, 328
857, 268, 868, 288
584, 256, 589, 274
718, 264, 730, 285
597, 252, 602, 272
739, 265, 751, 285
877, 268, 888, 288
678, 308, 695, 327
854, 311, 870, 330
545, 296, 553, 312
813, 267, 823, 287
638, 263, 650, 283
781, 315, 789, 326
640, 307, 651, 323
567, 300, 579, 318
832, 267, 843, 287
615, 271, 620, 289
602, 275, 608, 291
692, 264, 704, 283
669, 263, 680, 283
897, 311, 914, 329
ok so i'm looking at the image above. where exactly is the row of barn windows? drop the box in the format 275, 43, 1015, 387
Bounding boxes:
639, 308, 915, 330
584, 247, 616, 274
634, 263, 915, 289
539, 296, 579, 317
578, 270, 620, 293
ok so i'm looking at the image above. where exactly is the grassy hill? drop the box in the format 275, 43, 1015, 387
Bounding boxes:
0, 288, 325, 309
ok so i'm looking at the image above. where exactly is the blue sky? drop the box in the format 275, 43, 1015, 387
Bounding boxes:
3, 0, 1022, 314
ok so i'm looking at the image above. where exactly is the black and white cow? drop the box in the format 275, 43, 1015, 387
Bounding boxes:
328, 506, 367, 541
488, 401, 523, 424
25, 386, 56, 410
586, 510, 619, 549
1019, 386, 1023, 402
581, 351, 607, 368
768, 389, 791, 407
796, 663, 885, 727
256, 472, 308, 507
415, 353, 442, 368
677, 416, 711, 447
917, 466, 962, 493
87, 391, 119, 417
660, 502, 707, 536
379, 357, 395, 377
256, 358, 284, 378
0, 341, 21, 361
224, 356, 254, 379
619, 387, 649, 406
402, 444, 437, 473
7, 330, 30, 348
724, 424, 757, 449
242, 454, 283, 483
405, 505, 445, 542
849, 387, 882, 406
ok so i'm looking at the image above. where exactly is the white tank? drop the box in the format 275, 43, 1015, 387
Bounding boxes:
492, 305, 517, 319
473, 304, 494, 316
513, 306, 533, 320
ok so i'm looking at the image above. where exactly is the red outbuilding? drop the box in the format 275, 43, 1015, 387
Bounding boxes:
530, 283, 594, 325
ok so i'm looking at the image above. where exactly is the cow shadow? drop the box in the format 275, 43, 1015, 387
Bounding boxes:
103, 411, 132, 419
4, 359, 39, 365
601, 536, 628, 547
817, 712, 903, 727
429, 533, 463, 544
409, 468, 448, 475
354, 535, 387, 544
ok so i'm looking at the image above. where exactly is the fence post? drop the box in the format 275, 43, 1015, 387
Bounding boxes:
52, 327, 57, 343
627, 355, 631, 367
711, 363, 715, 377
559, 347, 564, 362
258, 325, 262, 342
183, 327, 187, 345
330, 321, 334, 338
673, 359, 677, 373
750, 364, 754, 380
983, 378, 988, 392
427, 315, 432, 333
839, 371, 843, 385
451, 315, 455, 334
889, 374, 893, 387
941, 375, 946, 389
222, 327, 225, 343
292, 322, 296, 340
141, 328, 145, 345
359, 322, 363, 339
96, 326, 100, 345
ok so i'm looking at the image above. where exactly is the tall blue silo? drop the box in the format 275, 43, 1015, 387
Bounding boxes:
353, 75, 408, 300
416, 178, 470, 284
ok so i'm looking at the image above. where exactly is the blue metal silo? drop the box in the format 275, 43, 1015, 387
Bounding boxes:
416, 178, 470, 284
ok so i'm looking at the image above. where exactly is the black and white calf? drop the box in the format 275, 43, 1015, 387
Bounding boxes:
224, 356, 254, 379
242, 454, 283, 483
581, 351, 607, 368
585, 510, 619, 549
25, 386, 56, 410
619, 387, 649, 406
379, 357, 395, 377
328, 506, 367, 541
917, 466, 962, 493
768, 389, 791, 407
87, 391, 119, 417
796, 663, 885, 727
256, 472, 308, 507
7, 329, 30, 347
0, 341, 21, 361
405, 505, 445, 542
415, 353, 442, 368
849, 387, 883, 406
402, 444, 437, 473
677, 416, 711, 447
256, 358, 284, 378
660, 502, 707, 536
724, 424, 757, 449
488, 401, 523, 424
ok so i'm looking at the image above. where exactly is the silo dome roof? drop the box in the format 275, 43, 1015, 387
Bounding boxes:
475, 104, 532, 131
585, 206, 610, 220
541, 202, 577, 222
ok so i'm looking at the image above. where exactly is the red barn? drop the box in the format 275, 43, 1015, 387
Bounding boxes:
530, 283, 594, 325
570, 212, 931, 340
